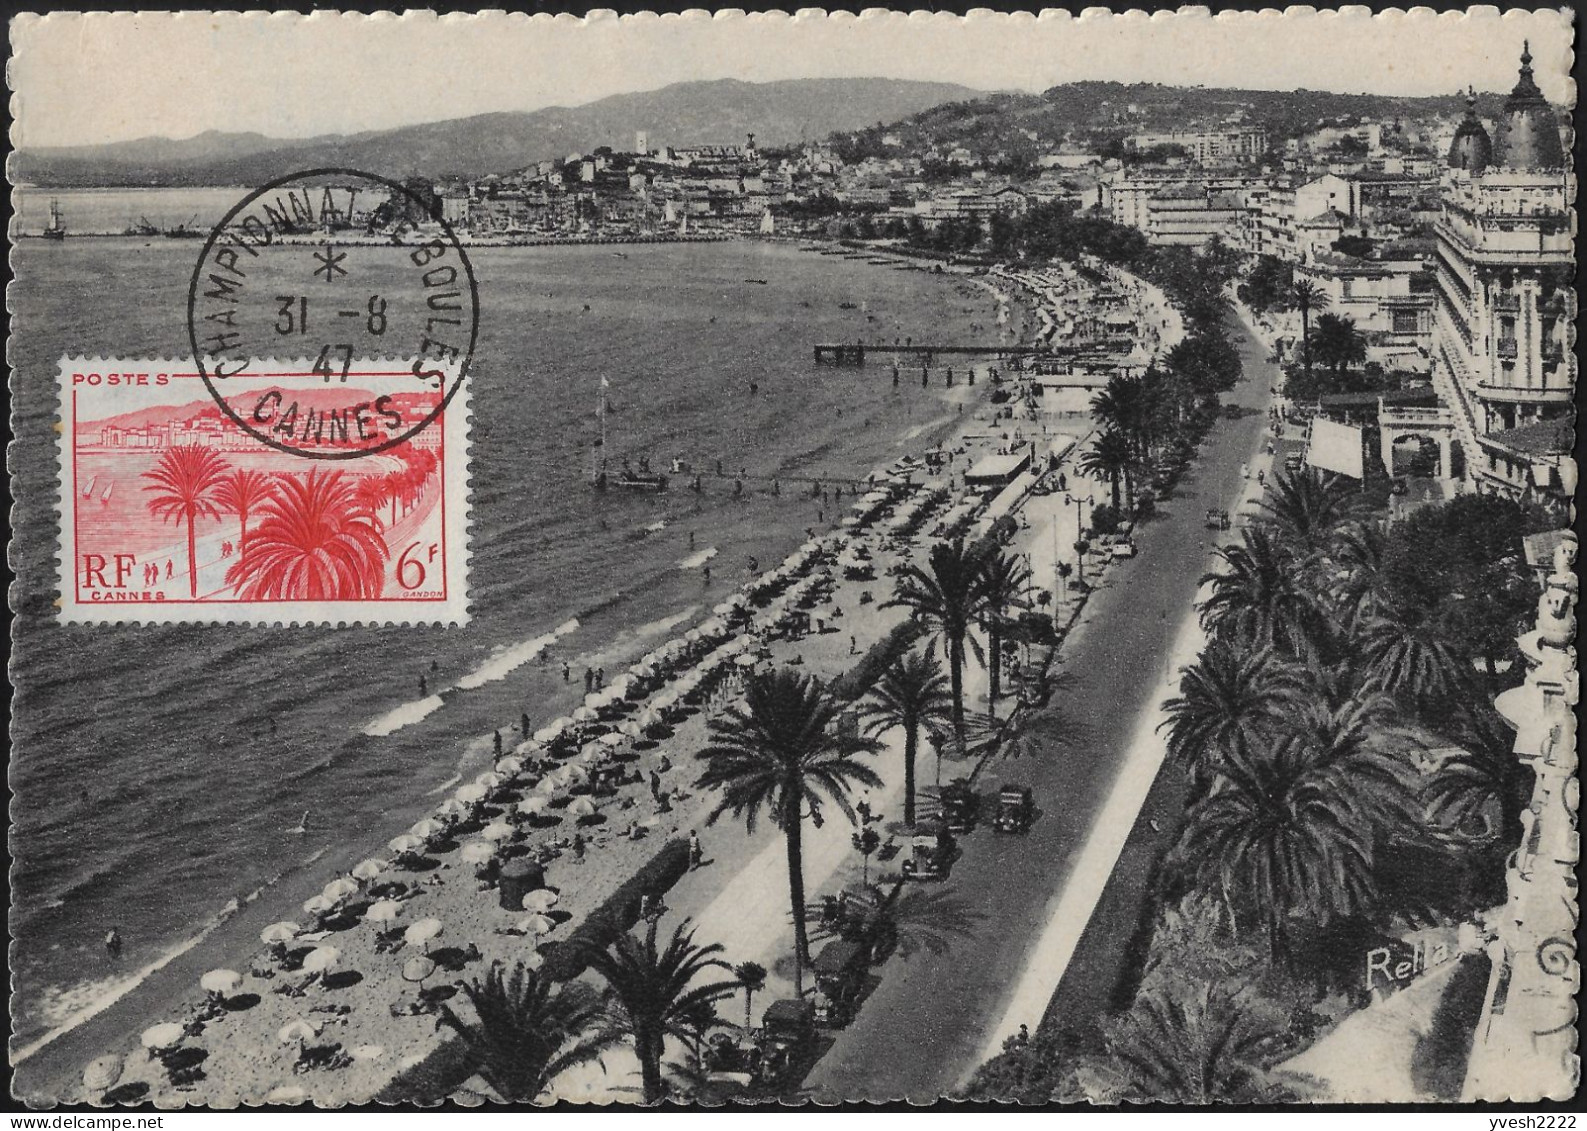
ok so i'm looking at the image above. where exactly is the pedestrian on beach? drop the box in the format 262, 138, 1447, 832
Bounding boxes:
493, 730, 502, 755
419, 675, 428, 697
596, 667, 605, 690
689, 531, 695, 549
165, 559, 174, 579
689, 830, 704, 870
522, 712, 531, 735
584, 668, 594, 692
650, 770, 662, 801
562, 661, 571, 683
703, 565, 711, 584
850, 635, 858, 655
572, 833, 586, 864
105, 927, 122, 960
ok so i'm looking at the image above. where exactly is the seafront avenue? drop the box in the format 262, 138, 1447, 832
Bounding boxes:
802, 312, 1278, 1101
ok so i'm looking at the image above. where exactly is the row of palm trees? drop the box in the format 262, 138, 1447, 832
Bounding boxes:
140, 443, 437, 600
1161, 467, 1520, 965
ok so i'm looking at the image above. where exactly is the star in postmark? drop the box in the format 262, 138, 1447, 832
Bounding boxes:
313, 243, 348, 282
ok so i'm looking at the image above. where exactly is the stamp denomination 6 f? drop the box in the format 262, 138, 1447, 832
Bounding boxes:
58, 359, 469, 625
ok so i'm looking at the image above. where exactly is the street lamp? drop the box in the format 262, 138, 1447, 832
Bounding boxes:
1063, 492, 1086, 587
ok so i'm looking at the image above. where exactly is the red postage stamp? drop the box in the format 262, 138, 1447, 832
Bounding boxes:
57, 358, 470, 624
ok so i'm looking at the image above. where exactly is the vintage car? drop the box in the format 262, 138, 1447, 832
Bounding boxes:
992, 784, 1035, 834
899, 823, 956, 882
938, 777, 979, 833
826, 882, 899, 964
812, 939, 868, 1027
756, 999, 818, 1088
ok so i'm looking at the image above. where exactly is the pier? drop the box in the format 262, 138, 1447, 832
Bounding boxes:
815, 341, 1047, 366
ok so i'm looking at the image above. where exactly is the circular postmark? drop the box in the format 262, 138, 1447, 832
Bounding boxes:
186, 168, 479, 459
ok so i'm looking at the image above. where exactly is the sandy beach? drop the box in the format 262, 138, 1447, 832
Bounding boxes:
19, 247, 1181, 1108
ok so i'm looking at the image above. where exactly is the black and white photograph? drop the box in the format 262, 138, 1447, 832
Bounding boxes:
5, 6, 1577, 1113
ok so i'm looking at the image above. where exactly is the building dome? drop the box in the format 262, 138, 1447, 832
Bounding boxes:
1447, 87, 1493, 172
1493, 42, 1566, 170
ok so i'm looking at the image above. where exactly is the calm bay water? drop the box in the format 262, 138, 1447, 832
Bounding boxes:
9, 231, 1002, 1053
13, 186, 247, 236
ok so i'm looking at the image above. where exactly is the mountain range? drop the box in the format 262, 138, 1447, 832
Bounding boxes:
13, 78, 982, 187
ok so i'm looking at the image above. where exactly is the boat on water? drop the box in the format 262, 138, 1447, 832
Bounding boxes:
81, 475, 97, 498
42, 198, 65, 240
591, 378, 667, 492
164, 215, 204, 239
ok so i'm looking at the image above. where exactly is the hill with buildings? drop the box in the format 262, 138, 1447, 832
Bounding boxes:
825, 81, 1512, 165
12, 78, 983, 187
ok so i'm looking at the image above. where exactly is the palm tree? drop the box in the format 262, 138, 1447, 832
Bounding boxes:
573, 918, 738, 1104
696, 669, 883, 994
1160, 640, 1308, 796
1173, 695, 1409, 961
1424, 703, 1532, 848
887, 538, 989, 752
213, 468, 277, 558
1091, 374, 1150, 461
1257, 468, 1363, 560
142, 444, 232, 598
1290, 278, 1330, 379
1198, 527, 1323, 659
224, 468, 389, 600
1078, 429, 1135, 511
1326, 520, 1391, 631
1090, 980, 1300, 1103
858, 650, 951, 826
1357, 600, 1475, 714
977, 549, 1032, 717
438, 961, 610, 1102
1310, 313, 1367, 378
732, 961, 767, 1032
353, 475, 390, 530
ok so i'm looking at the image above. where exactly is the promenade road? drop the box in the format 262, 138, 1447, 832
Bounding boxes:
804, 314, 1278, 1102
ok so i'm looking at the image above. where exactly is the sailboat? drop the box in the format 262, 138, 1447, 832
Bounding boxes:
81, 475, 97, 498
42, 198, 66, 241
100, 481, 113, 505
591, 378, 667, 492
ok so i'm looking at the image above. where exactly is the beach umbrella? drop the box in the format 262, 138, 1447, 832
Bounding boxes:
300, 946, 340, 975
495, 756, 523, 776
535, 775, 560, 795
712, 601, 734, 615
474, 770, 503, 789
405, 918, 443, 949
434, 798, 468, 821
522, 949, 545, 972
454, 783, 487, 805
572, 706, 598, 722
517, 913, 556, 937
568, 797, 597, 818
388, 834, 425, 856
277, 1020, 321, 1045
302, 894, 333, 917
260, 922, 300, 946
460, 840, 495, 864
734, 654, 758, 669
81, 1054, 123, 1094
532, 726, 560, 744
521, 888, 560, 912
265, 1085, 308, 1105
410, 818, 443, 840
579, 741, 604, 759
481, 820, 513, 842
351, 858, 388, 882
401, 956, 436, 984
549, 716, 574, 732
599, 731, 626, 747
563, 765, 590, 784
583, 691, 606, 710
365, 899, 402, 924
518, 796, 548, 816
200, 969, 242, 996
322, 878, 359, 903
618, 720, 642, 737
140, 1023, 184, 1052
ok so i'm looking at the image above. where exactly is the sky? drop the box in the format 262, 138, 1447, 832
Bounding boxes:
9, 7, 1576, 148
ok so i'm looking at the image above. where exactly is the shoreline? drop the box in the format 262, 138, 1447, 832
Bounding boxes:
11, 247, 1035, 1102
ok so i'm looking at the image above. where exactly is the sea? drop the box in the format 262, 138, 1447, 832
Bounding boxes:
9, 193, 1010, 1062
